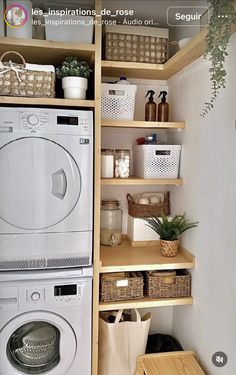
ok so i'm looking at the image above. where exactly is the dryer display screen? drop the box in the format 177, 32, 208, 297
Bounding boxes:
57, 116, 78, 125
54, 284, 77, 296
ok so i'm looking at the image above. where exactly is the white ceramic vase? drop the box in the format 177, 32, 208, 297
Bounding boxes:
62, 77, 88, 100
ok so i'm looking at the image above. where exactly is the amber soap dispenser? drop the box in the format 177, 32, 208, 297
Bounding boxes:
158, 91, 169, 122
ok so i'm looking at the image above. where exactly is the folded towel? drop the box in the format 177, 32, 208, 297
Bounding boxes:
25, 63, 55, 73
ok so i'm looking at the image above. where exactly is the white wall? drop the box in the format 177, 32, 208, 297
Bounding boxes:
168, 33, 236, 374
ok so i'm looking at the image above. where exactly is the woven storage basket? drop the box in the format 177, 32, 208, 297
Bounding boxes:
145, 270, 191, 298
103, 25, 169, 64
100, 272, 144, 302
127, 192, 170, 218
0, 51, 55, 98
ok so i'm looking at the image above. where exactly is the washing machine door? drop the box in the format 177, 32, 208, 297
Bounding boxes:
0, 311, 77, 375
0, 137, 81, 230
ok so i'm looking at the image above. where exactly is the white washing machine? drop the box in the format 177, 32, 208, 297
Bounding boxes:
0, 267, 92, 375
0, 107, 93, 270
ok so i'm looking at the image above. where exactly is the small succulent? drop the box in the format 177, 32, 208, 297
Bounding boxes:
145, 214, 198, 241
56, 57, 92, 79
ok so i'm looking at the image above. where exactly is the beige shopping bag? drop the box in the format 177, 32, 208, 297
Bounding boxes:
99, 309, 151, 375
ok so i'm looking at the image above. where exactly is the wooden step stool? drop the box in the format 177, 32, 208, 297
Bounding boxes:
136, 351, 206, 375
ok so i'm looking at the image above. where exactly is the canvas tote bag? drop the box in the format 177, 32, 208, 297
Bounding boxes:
99, 309, 151, 375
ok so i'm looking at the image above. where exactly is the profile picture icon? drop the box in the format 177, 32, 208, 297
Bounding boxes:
4, 4, 28, 28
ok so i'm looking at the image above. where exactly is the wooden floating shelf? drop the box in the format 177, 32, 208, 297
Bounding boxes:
102, 60, 166, 80
100, 238, 195, 273
0, 37, 95, 65
0, 96, 95, 107
102, 29, 208, 79
102, 119, 186, 129
99, 297, 193, 311
101, 177, 183, 186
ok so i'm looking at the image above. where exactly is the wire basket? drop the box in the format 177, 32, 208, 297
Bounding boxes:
145, 270, 191, 298
127, 192, 170, 218
100, 272, 144, 302
101, 83, 137, 120
0, 51, 55, 98
133, 145, 182, 179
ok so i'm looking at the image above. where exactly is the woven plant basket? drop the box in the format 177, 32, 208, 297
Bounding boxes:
0, 51, 55, 98
127, 191, 170, 218
145, 270, 191, 298
160, 239, 179, 257
100, 272, 144, 302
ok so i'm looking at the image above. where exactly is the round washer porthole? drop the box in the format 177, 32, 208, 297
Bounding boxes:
7, 321, 60, 374
0, 311, 77, 375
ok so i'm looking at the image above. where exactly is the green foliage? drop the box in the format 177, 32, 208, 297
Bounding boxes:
201, 0, 236, 117
145, 214, 198, 241
56, 57, 92, 79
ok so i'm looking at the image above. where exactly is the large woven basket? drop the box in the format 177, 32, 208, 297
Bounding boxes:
100, 272, 144, 302
145, 270, 191, 298
127, 191, 170, 218
0, 51, 55, 98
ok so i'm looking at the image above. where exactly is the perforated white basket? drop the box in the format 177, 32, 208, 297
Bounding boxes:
133, 145, 182, 179
101, 83, 137, 120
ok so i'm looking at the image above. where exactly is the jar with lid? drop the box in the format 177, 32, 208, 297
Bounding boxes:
100, 200, 122, 246
101, 149, 114, 178
115, 149, 130, 178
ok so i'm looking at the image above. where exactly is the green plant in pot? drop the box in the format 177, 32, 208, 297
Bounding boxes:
145, 214, 198, 257
56, 57, 92, 100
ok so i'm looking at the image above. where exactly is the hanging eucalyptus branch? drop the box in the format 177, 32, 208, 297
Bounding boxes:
201, 0, 236, 117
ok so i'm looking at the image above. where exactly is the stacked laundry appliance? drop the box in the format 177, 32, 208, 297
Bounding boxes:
0, 107, 94, 375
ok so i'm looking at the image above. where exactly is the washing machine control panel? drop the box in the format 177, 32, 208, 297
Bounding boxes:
18, 282, 89, 310
20, 111, 49, 133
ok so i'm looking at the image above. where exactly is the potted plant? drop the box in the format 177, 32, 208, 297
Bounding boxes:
56, 57, 92, 100
145, 214, 198, 257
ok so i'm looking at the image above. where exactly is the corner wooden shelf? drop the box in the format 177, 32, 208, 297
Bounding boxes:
102, 119, 186, 129
101, 177, 183, 186
99, 297, 193, 311
100, 238, 195, 273
0, 96, 95, 107
102, 29, 207, 79
0, 37, 95, 65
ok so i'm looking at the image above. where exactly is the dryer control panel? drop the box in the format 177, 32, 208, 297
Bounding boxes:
0, 107, 93, 135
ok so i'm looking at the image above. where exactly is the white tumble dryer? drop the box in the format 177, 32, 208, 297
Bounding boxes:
0, 267, 92, 375
0, 107, 93, 270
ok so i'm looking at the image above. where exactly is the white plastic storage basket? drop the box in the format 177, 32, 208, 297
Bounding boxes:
133, 145, 181, 179
101, 83, 137, 120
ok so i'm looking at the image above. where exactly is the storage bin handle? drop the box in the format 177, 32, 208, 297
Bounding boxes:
163, 276, 176, 284
115, 309, 141, 324
0, 51, 26, 66
126, 193, 135, 204
155, 150, 171, 156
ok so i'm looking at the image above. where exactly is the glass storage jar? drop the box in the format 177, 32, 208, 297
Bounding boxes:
114, 149, 130, 178
100, 200, 122, 246
101, 149, 114, 178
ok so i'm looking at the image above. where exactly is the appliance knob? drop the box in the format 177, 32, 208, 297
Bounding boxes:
28, 114, 39, 126
31, 291, 40, 301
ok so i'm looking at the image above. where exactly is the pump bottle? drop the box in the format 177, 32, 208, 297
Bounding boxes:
145, 90, 156, 121
158, 91, 169, 122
